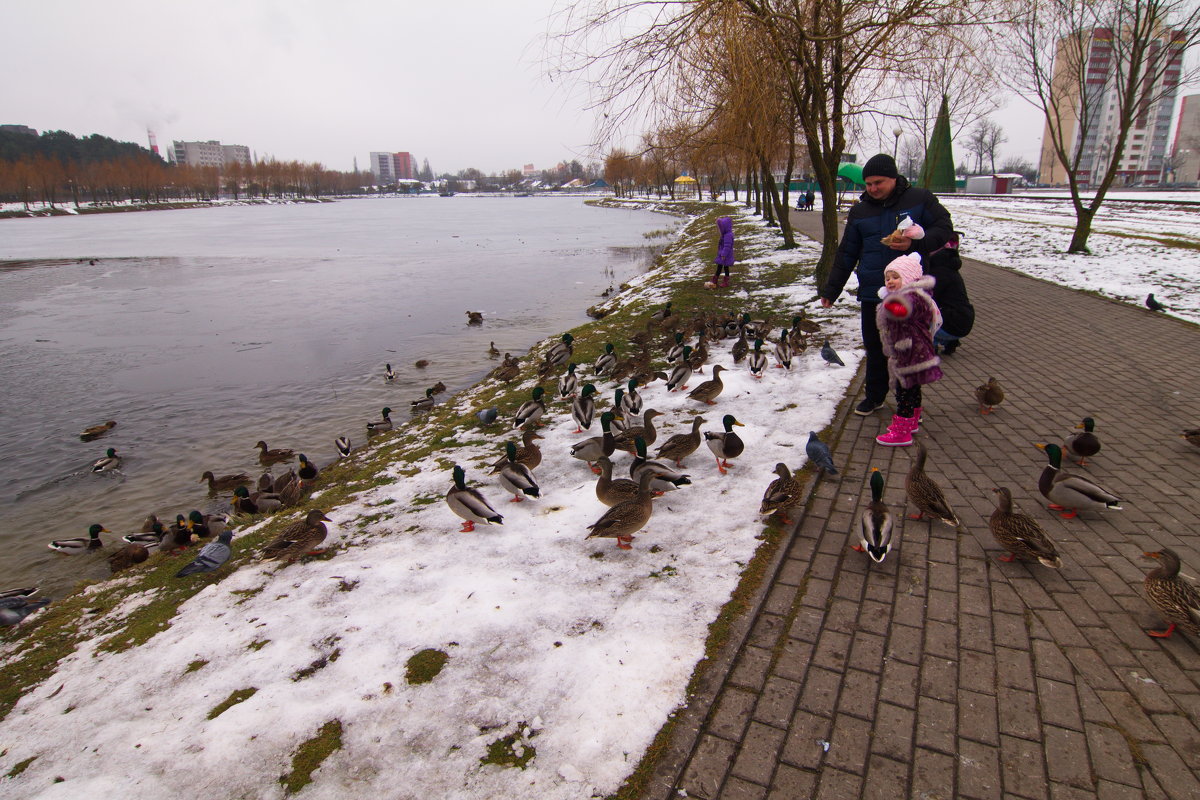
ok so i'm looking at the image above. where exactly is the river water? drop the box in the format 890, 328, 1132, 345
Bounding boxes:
0, 196, 673, 595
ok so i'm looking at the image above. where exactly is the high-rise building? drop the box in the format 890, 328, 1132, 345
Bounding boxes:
1037, 26, 1184, 186
171, 140, 251, 169
1170, 93, 1200, 183
370, 151, 418, 183
0, 124, 37, 137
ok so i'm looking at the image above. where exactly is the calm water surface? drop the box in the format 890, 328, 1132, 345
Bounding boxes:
0, 196, 674, 594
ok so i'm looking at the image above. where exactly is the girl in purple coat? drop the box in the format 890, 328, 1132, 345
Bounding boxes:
712, 216, 734, 288
874, 253, 943, 447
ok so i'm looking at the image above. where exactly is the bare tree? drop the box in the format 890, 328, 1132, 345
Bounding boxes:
1007, 0, 1200, 253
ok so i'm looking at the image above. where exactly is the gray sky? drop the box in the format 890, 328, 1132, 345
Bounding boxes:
1, 0, 596, 175
2, 1, 1076, 175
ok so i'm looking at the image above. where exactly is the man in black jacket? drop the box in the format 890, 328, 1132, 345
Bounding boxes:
818, 154, 955, 415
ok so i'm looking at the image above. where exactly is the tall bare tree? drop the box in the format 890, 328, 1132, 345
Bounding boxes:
1007, 0, 1200, 252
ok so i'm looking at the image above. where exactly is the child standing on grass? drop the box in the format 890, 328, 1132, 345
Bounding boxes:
875, 253, 943, 447
711, 216, 734, 288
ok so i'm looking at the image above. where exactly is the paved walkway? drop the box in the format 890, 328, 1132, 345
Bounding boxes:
643, 205, 1200, 799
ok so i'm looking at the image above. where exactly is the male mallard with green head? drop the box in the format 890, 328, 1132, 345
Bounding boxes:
854, 469, 893, 562
665, 347, 692, 392
411, 388, 436, 412
748, 339, 767, 379
1064, 416, 1101, 466
49, 523, 108, 554
989, 488, 1062, 568
593, 342, 617, 377
366, 407, 393, 433
513, 386, 547, 428
704, 414, 745, 474
90, 448, 121, 473
570, 411, 617, 473
497, 441, 541, 502
445, 465, 503, 531
1142, 548, 1200, 639
571, 383, 598, 433
1035, 443, 1122, 518
629, 436, 691, 493
558, 362, 579, 399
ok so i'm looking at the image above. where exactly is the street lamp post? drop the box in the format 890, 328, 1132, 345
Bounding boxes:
892, 127, 903, 161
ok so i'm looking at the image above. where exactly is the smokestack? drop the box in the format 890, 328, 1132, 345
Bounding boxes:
147, 129, 160, 155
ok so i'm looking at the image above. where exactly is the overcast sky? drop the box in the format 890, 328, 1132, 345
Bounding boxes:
1, 1, 1088, 175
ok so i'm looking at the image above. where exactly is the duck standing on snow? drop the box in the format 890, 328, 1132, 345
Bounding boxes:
445, 465, 503, 532
90, 448, 122, 473
665, 347, 693, 392
629, 436, 691, 493
49, 523, 108, 554
748, 339, 768, 379
620, 378, 643, 418
1141, 548, 1200, 639
989, 487, 1062, 568
1035, 443, 1122, 518
586, 471, 656, 550
613, 409, 662, 455
731, 330, 749, 364
665, 332, 686, 363
497, 441, 541, 502
1064, 417, 1101, 465
261, 510, 333, 562
558, 362, 579, 399
688, 365, 727, 406
773, 330, 793, 370
704, 414, 745, 474
571, 383, 598, 433
656, 416, 706, 468
513, 386, 547, 428
491, 429, 543, 473
854, 469, 893, 562
593, 342, 617, 377
570, 411, 617, 473
594, 455, 641, 507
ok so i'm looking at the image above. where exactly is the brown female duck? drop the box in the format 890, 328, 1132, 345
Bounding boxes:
1142, 548, 1200, 639
989, 488, 1062, 568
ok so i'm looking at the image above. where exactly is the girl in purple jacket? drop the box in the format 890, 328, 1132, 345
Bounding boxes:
712, 216, 734, 288
874, 253, 943, 447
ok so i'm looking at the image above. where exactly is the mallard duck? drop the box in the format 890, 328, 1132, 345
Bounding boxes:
336, 436, 352, 457
271, 467, 297, 495
688, 365, 727, 406
630, 436, 691, 493
414, 359, 431, 368
558, 362, 579, 399
1142, 548, 1200, 638
1064, 417, 1101, 465
570, 411, 617, 473
760, 463, 802, 524
571, 383, 598, 433
429, 381, 447, 395
49, 523, 107, 554
666, 347, 693, 392
687, 335, 709, 373
261, 509, 333, 561
748, 339, 768, 379
446, 465, 504, 532
906, 442, 962, 529
1182, 428, 1200, 449
0, 596, 51, 627
620, 378, 643, 418
491, 429, 544, 473
366, 407, 393, 433
541, 333, 575, 375
385, 363, 396, 382
792, 311, 821, 336
656, 416, 706, 468
739, 313, 766, 340
613, 409, 663, 454
975, 377, 1004, 414
773, 329, 793, 370
277, 477, 302, 508
122, 519, 167, 552
107, 543, 149, 573
176, 529, 234, 577
163, 514, 197, 550
594, 455, 640, 507
704, 414, 745, 474
232, 485, 282, 515
806, 431, 838, 476
665, 332, 686, 363
594, 343, 617, 376
79, 420, 116, 441
466, 310, 484, 325
411, 388, 436, 412
731, 330, 749, 364
296, 454, 319, 484
854, 469, 893, 562
497, 441, 541, 502
0, 587, 39, 600
820, 338, 845, 367
255, 440, 295, 464
989, 488, 1062, 567
513, 386, 547, 428
650, 302, 673, 323
1035, 443, 1122, 518
586, 470, 656, 549
90, 447, 122, 473
201, 470, 251, 492
184, 510, 213, 539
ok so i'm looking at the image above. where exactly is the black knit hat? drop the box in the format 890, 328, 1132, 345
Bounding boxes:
862, 153, 899, 180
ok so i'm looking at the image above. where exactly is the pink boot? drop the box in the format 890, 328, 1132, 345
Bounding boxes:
875, 415, 914, 447
720, 275, 730, 288
910, 407, 923, 432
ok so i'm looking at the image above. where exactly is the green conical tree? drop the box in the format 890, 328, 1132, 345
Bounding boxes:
920, 95, 957, 193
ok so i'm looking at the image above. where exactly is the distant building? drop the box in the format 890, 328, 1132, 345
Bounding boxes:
522, 163, 537, 177
0, 124, 37, 137
1170, 93, 1200, 183
1037, 26, 1184, 186
369, 151, 418, 183
171, 140, 251, 169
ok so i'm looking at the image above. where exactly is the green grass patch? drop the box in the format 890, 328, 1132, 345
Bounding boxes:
247, 638, 270, 651
480, 726, 536, 770
207, 687, 257, 720
405, 648, 449, 685
280, 719, 344, 795
184, 659, 208, 673
5, 756, 36, 778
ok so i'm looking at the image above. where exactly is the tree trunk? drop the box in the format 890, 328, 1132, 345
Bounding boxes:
1067, 206, 1096, 254
761, 166, 776, 227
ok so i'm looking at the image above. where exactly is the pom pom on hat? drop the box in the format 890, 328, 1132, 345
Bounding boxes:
862, 153, 900, 180
885, 253, 923, 287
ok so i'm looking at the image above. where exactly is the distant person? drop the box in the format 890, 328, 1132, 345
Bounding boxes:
818, 153, 954, 416
711, 215, 734, 288
873, 254, 943, 447
805, 189, 815, 211
925, 232, 974, 354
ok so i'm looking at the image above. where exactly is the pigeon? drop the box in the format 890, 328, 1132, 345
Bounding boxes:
0, 596, 51, 627
176, 530, 234, 577
820, 339, 845, 366
806, 431, 838, 475
1145, 293, 1166, 311
476, 407, 499, 426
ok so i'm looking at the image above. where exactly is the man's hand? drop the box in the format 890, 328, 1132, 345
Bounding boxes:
819, 297, 833, 309
886, 238, 911, 251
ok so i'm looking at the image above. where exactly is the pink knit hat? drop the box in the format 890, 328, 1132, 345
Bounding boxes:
885, 253, 923, 287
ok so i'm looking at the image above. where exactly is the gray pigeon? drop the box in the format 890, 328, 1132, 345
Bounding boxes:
820, 339, 845, 367
175, 530, 234, 577
0, 596, 50, 627
1145, 293, 1166, 311
476, 407, 499, 426
806, 431, 838, 475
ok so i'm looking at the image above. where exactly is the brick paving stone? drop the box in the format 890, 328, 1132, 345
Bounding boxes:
1000, 734, 1050, 800
959, 688, 1001, 746
870, 701, 915, 761
957, 738, 1003, 800
960, 649, 998, 694
991, 611, 1031, 650
885, 623, 922, 664
779, 710, 832, 771
1061, 648, 1124, 692
773, 637, 815, 683
1049, 783, 1101, 800
812, 630, 853, 672
848, 631, 886, 675
1043, 725, 1094, 788
921, 655, 959, 702
746, 612, 786, 650
959, 610, 996, 654
1140, 743, 1200, 800
729, 645, 773, 692
1096, 779, 1153, 800
731, 722, 788, 785
767, 764, 816, 799
822, 597, 860, 635
709, 687, 759, 741
813, 767, 863, 800
912, 747, 957, 800
1095, 690, 1168, 743
719, 776, 769, 800
680, 734, 737, 799
1031, 639, 1076, 683
753, 676, 802, 729
835, 669, 880, 721
860, 754, 910, 800
789, 606, 826, 643
1117, 669, 1182, 715
1035, 677, 1085, 732
997, 685, 1042, 740
1149, 714, 1200, 770
916, 694, 957, 754
995, 646, 1036, 690
763, 582, 800, 616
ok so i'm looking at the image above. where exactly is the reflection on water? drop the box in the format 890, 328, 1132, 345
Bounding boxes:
0, 197, 676, 594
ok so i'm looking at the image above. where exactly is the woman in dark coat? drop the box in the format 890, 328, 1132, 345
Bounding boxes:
925, 233, 974, 354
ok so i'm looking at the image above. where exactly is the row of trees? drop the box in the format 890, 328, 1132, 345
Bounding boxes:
561, 0, 1198, 267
